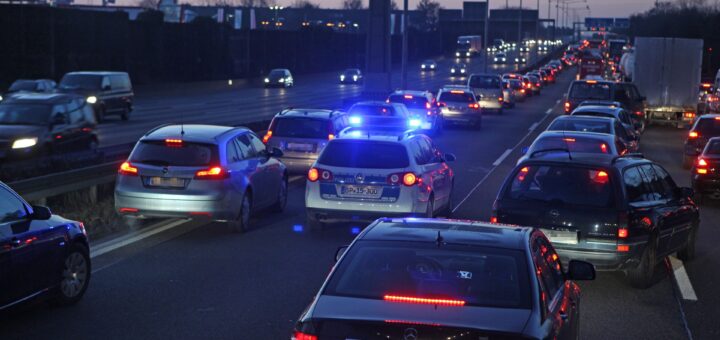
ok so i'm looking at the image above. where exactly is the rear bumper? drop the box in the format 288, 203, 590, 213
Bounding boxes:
479, 101, 503, 110
279, 156, 316, 174
554, 238, 647, 271
114, 191, 235, 220
443, 112, 481, 125
693, 176, 720, 193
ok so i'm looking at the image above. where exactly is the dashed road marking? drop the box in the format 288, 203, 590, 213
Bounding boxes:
528, 122, 539, 131
492, 149, 513, 166
91, 219, 190, 259
669, 256, 698, 301
545, 108, 553, 114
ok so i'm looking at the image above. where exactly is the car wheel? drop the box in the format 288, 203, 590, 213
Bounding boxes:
95, 106, 105, 123
627, 235, 657, 289
228, 192, 251, 233
271, 176, 288, 213
120, 105, 130, 121
677, 224, 698, 261
682, 155, 693, 169
425, 195, 435, 218
53, 243, 91, 306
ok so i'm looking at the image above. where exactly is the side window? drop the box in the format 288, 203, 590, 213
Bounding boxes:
234, 134, 254, 159
623, 166, 651, 203
413, 138, 434, 165
101, 76, 111, 90
68, 100, 84, 124
0, 188, 28, 223
226, 140, 239, 163
652, 165, 677, 199
619, 111, 631, 125
639, 164, 667, 201
532, 237, 563, 302
248, 133, 266, 154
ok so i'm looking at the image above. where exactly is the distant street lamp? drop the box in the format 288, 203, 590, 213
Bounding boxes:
269, 5, 284, 30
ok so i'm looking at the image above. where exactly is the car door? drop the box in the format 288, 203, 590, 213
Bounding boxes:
423, 137, 452, 207
637, 164, 676, 255
50, 104, 73, 152
224, 137, 246, 204
652, 164, 697, 252
234, 133, 268, 208
532, 236, 575, 340
249, 132, 283, 206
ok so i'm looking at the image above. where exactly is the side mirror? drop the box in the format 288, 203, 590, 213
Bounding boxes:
335, 245, 349, 262
268, 147, 284, 158
31, 205, 52, 220
521, 146, 529, 155
52, 113, 66, 126
567, 260, 596, 281
444, 153, 456, 162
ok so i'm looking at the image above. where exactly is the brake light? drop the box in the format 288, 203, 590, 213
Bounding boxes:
425, 102, 432, 109
292, 331, 318, 340
521, 89, 526, 93
684, 112, 695, 119
468, 103, 479, 109
307, 168, 319, 182
119, 207, 138, 213
697, 158, 708, 174
328, 134, 335, 140
688, 131, 699, 139
564, 101, 571, 111
498, 97, 504, 102
617, 245, 630, 252
618, 228, 628, 238
702, 83, 712, 88
262, 130, 273, 143
119, 162, 138, 176
698, 158, 708, 167
517, 166, 530, 181
591, 170, 609, 184
402, 172, 418, 186
195, 166, 227, 179
635, 111, 643, 116
563, 138, 576, 142
384, 295, 465, 306
600, 143, 608, 153
490, 216, 498, 223
536, 82, 541, 86
450, 90, 464, 94
404, 95, 413, 99
308, 168, 332, 182
165, 138, 183, 146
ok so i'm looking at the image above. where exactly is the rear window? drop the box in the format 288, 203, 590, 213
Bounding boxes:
387, 95, 429, 109
505, 165, 614, 208
469, 76, 501, 89
317, 140, 409, 169
547, 118, 612, 134
572, 111, 615, 120
348, 104, 397, 117
324, 240, 531, 309
130, 141, 219, 167
438, 91, 475, 103
272, 117, 329, 139
706, 141, 720, 155
569, 82, 612, 100
694, 118, 720, 136
531, 136, 612, 155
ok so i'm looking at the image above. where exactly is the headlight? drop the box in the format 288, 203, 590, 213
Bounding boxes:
466, 52, 470, 56
340, 75, 345, 81
279, 78, 285, 83
421, 65, 426, 69
430, 64, 435, 69
86, 96, 97, 104
515, 58, 519, 62
408, 118, 422, 127
461, 69, 466, 73
456, 52, 460, 57
450, 68, 456, 73
349, 116, 362, 125
494, 58, 498, 61
12, 137, 38, 149
264, 78, 270, 83
352, 75, 358, 81
502, 58, 506, 61
0, 95, 3, 101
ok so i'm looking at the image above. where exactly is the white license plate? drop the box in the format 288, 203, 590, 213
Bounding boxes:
287, 143, 314, 152
340, 185, 382, 199
545, 230, 578, 244
148, 177, 185, 188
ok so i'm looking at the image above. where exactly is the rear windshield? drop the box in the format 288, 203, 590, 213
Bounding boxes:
572, 111, 615, 120
387, 95, 429, 109
348, 104, 397, 117
531, 136, 612, 155
130, 141, 218, 167
505, 165, 614, 208
569, 82, 612, 100
469, 76, 501, 89
59, 74, 102, 90
547, 118, 612, 134
8, 81, 36, 92
317, 140, 409, 169
706, 141, 720, 155
324, 240, 531, 309
694, 118, 720, 136
272, 117, 329, 139
438, 92, 475, 103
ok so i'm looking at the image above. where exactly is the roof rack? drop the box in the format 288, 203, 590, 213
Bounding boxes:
611, 153, 644, 164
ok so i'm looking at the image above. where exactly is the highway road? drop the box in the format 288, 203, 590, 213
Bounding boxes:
1, 47, 718, 340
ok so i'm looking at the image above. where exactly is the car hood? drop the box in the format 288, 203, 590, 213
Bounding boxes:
55, 88, 96, 96
0, 125, 46, 140
310, 295, 532, 334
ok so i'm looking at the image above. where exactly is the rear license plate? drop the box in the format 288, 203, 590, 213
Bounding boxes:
148, 177, 185, 188
545, 229, 578, 244
287, 142, 314, 152
340, 185, 382, 199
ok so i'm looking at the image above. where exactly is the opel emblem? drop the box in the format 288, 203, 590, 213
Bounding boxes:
162, 167, 169, 175
355, 173, 365, 183
403, 328, 418, 340
549, 209, 560, 219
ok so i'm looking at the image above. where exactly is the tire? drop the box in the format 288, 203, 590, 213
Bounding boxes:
53, 243, 91, 306
627, 235, 657, 289
677, 224, 698, 261
120, 105, 130, 121
95, 106, 105, 123
270, 176, 288, 213
682, 155, 693, 169
228, 192, 251, 233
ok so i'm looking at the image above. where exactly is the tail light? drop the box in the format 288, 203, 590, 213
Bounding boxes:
536, 82, 541, 86
403, 172, 419, 186
384, 295, 465, 306
697, 158, 709, 174
688, 131, 699, 139
600, 143, 608, 153
498, 97, 504, 102
468, 103, 479, 109
425, 102, 432, 109
262, 130, 273, 143
521, 89, 526, 93
328, 134, 335, 140
635, 111, 643, 116
490, 216, 498, 223
195, 166, 228, 179
119, 162, 138, 176
119, 207, 138, 213
564, 101, 571, 112
308, 168, 332, 182
292, 331, 318, 340
165, 138, 183, 147
618, 228, 628, 238
683, 112, 696, 119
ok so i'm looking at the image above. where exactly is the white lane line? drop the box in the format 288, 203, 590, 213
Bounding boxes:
528, 122, 539, 132
555, 99, 561, 104
669, 256, 698, 301
492, 149, 513, 166
545, 108, 553, 115
90, 219, 190, 259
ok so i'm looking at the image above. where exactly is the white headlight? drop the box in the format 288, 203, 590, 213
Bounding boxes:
264, 78, 270, 83
340, 75, 345, 80
408, 118, 422, 127
12, 137, 38, 149
352, 75, 358, 81
451, 68, 456, 73
461, 69, 466, 73
86, 96, 97, 104
494, 58, 498, 61
515, 58, 519, 62
0, 95, 3, 101
421, 65, 426, 69
466, 52, 470, 56
279, 78, 285, 83
502, 58, 506, 61
456, 52, 460, 57
430, 64, 435, 69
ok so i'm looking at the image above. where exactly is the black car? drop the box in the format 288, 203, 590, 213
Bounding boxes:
493, 153, 699, 288
0, 182, 91, 311
6, 79, 56, 95
683, 114, 720, 168
293, 218, 595, 340
691, 136, 720, 203
0, 93, 98, 159
339, 69, 363, 84
57, 71, 134, 123
564, 80, 645, 120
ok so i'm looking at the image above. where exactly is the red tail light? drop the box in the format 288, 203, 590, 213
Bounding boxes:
517, 166, 530, 181
536, 82, 541, 86
618, 228, 628, 238
688, 131, 699, 139
635, 111, 643, 116
384, 295, 465, 306
698, 158, 708, 167
292, 331, 318, 340
328, 134, 335, 140
262, 131, 273, 144
119, 207, 138, 213
498, 97, 504, 102
402, 172, 418, 186
165, 138, 183, 147
591, 170, 609, 184
195, 166, 228, 179
600, 143, 608, 153
684, 112, 695, 119
697, 158, 709, 174
564, 101, 571, 112
490, 216, 498, 223
308, 168, 332, 182
119, 162, 138, 176
307, 168, 319, 182
468, 103, 479, 109
425, 102, 432, 109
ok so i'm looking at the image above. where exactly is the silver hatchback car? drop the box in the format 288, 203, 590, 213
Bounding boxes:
436, 86, 482, 128
305, 127, 456, 228
115, 124, 287, 232
468, 74, 505, 114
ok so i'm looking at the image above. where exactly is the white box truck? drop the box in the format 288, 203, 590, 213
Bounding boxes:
633, 37, 703, 127
455, 36, 482, 58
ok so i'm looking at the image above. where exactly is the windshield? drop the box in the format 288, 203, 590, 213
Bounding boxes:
469, 76, 501, 89
547, 118, 612, 134
531, 135, 613, 155
324, 240, 531, 309
348, 104, 398, 117
506, 165, 614, 208
387, 95, 429, 109
272, 117, 329, 139
269, 70, 286, 78
0, 104, 51, 125
129, 141, 219, 167
8, 81, 37, 92
438, 92, 475, 103
59, 74, 102, 90
694, 118, 720, 136
569, 82, 612, 100
317, 140, 409, 168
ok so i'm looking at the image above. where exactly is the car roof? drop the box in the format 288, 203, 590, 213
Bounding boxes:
1, 92, 82, 104
552, 115, 616, 123
520, 152, 649, 168
696, 113, 720, 120
361, 218, 531, 250
391, 90, 429, 97
276, 108, 341, 119
536, 130, 616, 142
143, 124, 248, 143
64, 71, 128, 76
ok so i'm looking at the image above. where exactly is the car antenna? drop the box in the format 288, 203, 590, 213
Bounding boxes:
181, 123, 185, 136
436, 230, 444, 248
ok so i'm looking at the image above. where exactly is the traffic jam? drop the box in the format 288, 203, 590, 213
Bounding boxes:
0, 32, 717, 339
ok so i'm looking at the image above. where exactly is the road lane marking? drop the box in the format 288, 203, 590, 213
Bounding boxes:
528, 122, 539, 131
555, 99, 561, 104
545, 108, 553, 114
91, 219, 190, 259
669, 256, 698, 301
492, 149, 513, 166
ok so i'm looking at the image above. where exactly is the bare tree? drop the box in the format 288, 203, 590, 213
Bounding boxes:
137, 0, 161, 9
416, 0, 440, 30
292, 0, 320, 9
342, 0, 363, 10
240, 0, 270, 7
390, 0, 398, 10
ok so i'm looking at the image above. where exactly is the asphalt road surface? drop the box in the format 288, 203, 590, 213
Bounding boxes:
2, 49, 717, 340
